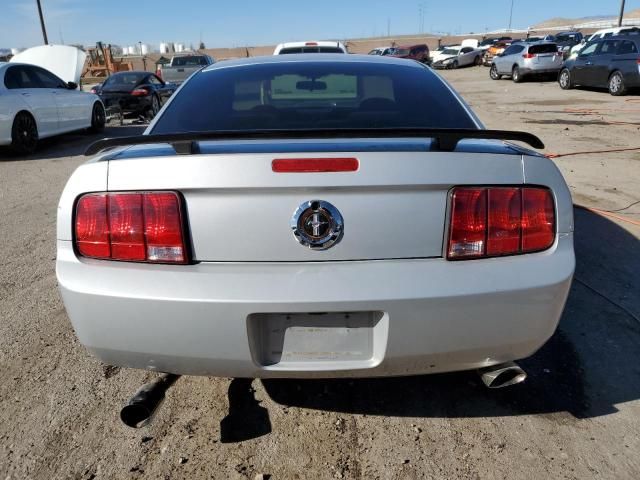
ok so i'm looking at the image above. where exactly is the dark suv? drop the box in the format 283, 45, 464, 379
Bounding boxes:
559, 35, 640, 95
389, 44, 430, 64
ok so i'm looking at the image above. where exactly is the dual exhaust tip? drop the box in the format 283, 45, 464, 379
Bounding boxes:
119, 363, 526, 428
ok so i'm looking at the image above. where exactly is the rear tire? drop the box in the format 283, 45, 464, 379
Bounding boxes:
558, 68, 573, 90
512, 66, 522, 83
10, 112, 38, 154
608, 71, 626, 96
89, 102, 106, 133
474, 55, 482, 66
147, 95, 160, 120
490, 64, 501, 80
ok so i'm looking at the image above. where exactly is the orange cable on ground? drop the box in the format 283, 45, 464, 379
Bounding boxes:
574, 205, 640, 227
545, 146, 640, 159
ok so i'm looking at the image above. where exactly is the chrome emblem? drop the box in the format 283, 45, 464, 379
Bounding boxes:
291, 200, 344, 250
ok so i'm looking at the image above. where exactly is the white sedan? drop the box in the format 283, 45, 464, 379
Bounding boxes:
431, 46, 483, 69
0, 62, 105, 153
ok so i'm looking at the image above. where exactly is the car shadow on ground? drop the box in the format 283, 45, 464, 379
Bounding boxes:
262, 208, 640, 420
0, 124, 146, 161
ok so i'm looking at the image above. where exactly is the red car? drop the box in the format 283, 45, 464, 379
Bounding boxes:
389, 44, 430, 64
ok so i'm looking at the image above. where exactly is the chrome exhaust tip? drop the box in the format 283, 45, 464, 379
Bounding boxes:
478, 362, 527, 389
120, 373, 180, 428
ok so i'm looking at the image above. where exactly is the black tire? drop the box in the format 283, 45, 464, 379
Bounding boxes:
474, 55, 482, 66
489, 64, 501, 80
449, 60, 458, 70
10, 112, 38, 154
89, 102, 106, 133
608, 71, 626, 96
512, 65, 522, 83
147, 95, 160, 120
558, 68, 573, 90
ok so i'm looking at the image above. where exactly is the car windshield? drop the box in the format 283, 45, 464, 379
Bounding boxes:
442, 48, 459, 55
171, 56, 209, 66
151, 61, 477, 134
479, 39, 495, 46
103, 73, 146, 86
393, 48, 410, 55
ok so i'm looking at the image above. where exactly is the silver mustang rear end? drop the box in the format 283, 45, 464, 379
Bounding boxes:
57, 55, 574, 378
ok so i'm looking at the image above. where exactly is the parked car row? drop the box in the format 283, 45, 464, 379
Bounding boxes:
486, 32, 640, 96
367, 44, 431, 63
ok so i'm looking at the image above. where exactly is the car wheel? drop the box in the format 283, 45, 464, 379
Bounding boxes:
512, 66, 522, 83
490, 64, 501, 80
450, 60, 458, 69
10, 112, 38, 154
474, 55, 482, 66
558, 68, 573, 90
147, 95, 161, 120
608, 71, 626, 96
89, 102, 106, 133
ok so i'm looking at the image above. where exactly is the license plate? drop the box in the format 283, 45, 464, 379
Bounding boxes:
248, 312, 380, 365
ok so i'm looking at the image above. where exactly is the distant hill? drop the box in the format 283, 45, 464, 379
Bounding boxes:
533, 9, 640, 29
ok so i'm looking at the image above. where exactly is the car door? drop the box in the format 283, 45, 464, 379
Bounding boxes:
496, 45, 521, 74
459, 47, 474, 66
29, 66, 91, 132
572, 41, 601, 85
614, 40, 640, 85
592, 40, 620, 86
3, 65, 59, 137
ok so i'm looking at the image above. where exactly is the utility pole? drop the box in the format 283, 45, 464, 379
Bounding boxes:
508, 0, 514, 30
36, 0, 49, 44
387, 17, 391, 37
618, 0, 626, 27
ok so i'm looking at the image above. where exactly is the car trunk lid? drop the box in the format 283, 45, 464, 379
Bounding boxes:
106, 139, 525, 262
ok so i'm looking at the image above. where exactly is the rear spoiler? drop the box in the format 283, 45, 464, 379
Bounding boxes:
84, 128, 544, 156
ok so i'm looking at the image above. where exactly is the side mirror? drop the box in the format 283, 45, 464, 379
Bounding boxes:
67, 81, 78, 90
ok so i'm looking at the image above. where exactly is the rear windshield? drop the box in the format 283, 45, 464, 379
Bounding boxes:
279, 47, 344, 54
103, 73, 146, 86
171, 56, 209, 66
529, 44, 558, 54
151, 62, 477, 134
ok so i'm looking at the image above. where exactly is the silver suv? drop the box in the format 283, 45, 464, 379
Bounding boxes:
490, 42, 563, 82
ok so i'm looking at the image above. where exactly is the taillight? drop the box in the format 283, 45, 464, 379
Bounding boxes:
131, 88, 150, 96
522, 53, 535, 59
272, 157, 359, 173
156, 68, 163, 79
447, 186, 555, 260
90, 87, 98, 94
75, 192, 187, 264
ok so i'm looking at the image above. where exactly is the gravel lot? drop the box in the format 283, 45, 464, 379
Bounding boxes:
1, 66, 639, 480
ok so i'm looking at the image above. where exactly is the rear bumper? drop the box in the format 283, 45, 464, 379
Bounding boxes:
520, 66, 562, 76
57, 235, 574, 378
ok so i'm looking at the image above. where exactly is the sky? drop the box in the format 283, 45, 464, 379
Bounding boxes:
1, 0, 639, 49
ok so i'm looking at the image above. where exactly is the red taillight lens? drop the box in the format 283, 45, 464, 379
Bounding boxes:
448, 186, 555, 260
521, 188, 555, 252
156, 68, 163, 79
74, 192, 187, 264
487, 188, 521, 256
448, 188, 487, 259
272, 157, 359, 173
75, 194, 110, 258
143, 193, 186, 263
522, 53, 535, 58
131, 88, 150, 96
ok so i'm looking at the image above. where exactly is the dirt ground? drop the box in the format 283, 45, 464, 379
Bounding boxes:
1, 66, 639, 480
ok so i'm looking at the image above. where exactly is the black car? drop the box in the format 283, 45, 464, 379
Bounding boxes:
559, 35, 640, 96
554, 31, 584, 57
91, 71, 177, 119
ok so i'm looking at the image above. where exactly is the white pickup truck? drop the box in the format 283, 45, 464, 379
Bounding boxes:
158, 53, 214, 84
